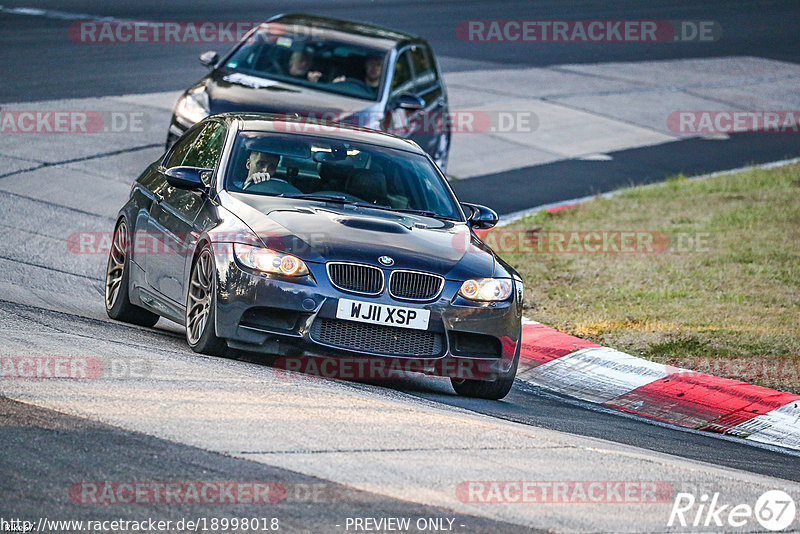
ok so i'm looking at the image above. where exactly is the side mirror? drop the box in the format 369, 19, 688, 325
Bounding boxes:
199, 51, 219, 68
164, 166, 212, 191
395, 93, 425, 111
462, 202, 498, 230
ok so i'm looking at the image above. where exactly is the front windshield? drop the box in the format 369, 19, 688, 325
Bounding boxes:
225, 130, 463, 220
222, 25, 386, 101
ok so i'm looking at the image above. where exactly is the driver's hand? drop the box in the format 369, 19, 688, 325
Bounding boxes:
307, 71, 322, 83
243, 172, 270, 189
332, 75, 346, 83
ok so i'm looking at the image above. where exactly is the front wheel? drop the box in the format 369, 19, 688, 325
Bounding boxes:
105, 220, 160, 327
186, 246, 227, 356
450, 349, 518, 400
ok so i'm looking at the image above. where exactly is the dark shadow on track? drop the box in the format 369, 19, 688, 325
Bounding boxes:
453, 130, 800, 215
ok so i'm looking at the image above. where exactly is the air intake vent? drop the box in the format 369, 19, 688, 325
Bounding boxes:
327, 262, 384, 295
389, 270, 444, 300
450, 331, 502, 359
310, 318, 444, 357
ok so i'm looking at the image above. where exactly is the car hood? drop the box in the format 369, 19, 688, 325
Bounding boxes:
219, 191, 497, 279
203, 70, 376, 118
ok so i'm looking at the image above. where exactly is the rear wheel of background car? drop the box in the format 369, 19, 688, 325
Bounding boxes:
105, 219, 160, 327
186, 245, 227, 356
450, 349, 519, 400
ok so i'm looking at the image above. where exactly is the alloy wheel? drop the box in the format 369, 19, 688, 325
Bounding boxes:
105, 221, 128, 310
187, 249, 214, 345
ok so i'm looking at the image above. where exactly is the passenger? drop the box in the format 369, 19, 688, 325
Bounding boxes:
287, 51, 322, 82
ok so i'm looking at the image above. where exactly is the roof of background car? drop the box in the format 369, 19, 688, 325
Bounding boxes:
266, 13, 423, 50
220, 112, 425, 154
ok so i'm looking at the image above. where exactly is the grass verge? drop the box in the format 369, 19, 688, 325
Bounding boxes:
493, 162, 800, 393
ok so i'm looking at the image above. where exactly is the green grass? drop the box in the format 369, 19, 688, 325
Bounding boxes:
496, 163, 800, 392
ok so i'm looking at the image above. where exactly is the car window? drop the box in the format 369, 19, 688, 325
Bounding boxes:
225, 131, 462, 220
390, 50, 415, 99
221, 25, 386, 101
164, 125, 204, 169
182, 122, 227, 174
410, 45, 437, 89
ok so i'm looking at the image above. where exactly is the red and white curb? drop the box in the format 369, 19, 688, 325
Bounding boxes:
517, 319, 800, 452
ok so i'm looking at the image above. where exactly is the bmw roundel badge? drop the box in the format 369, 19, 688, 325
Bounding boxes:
378, 256, 394, 266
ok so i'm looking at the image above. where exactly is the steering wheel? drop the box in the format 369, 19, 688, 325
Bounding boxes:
242, 176, 288, 188
242, 178, 300, 196
338, 77, 371, 91
268, 56, 286, 76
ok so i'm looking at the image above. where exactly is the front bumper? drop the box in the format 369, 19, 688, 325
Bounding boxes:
211, 245, 522, 379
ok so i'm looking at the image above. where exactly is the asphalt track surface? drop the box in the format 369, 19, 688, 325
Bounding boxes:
3, 0, 799, 213
2, 1, 800, 532
2, 0, 800, 102
452, 130, 800, 214
0, 397, 529, 532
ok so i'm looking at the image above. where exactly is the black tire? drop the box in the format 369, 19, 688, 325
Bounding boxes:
450, 347, 519, 400
185, 245, 227, 356
105, 220, 160, 327
433, 131, 451, 174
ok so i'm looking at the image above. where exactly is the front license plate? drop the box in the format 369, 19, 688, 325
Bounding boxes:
336, 298, 430, 330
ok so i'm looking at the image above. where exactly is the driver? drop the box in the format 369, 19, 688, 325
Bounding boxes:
362, 54, 383, 90
243, 151, 280, 189
333, 54, 383, 92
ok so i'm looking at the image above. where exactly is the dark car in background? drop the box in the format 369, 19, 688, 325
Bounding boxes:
168, 14, 452, 171
108, 113, 521, 399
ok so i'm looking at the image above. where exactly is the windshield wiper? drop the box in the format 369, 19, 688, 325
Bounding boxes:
281, 196, 450, 219
389, 207, 439, 217
281, 194, 353, 203
366, 206, 453, 220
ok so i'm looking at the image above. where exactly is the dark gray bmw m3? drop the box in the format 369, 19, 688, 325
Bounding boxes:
106, 113, 522, 399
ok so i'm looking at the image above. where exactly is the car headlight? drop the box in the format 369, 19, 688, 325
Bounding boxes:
174, 87, 210, 124
233, 244, 309, 276
458, 278, 513, 301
